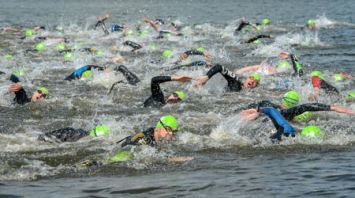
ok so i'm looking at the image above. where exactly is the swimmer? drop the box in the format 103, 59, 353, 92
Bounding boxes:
38, 125, 109, 143
143, 17, 183, 39
144, 75, 191, 107
8, 74, 49, 105
307, 19, 316, 30
94, 14, 110, 35
111, 24, 128, 32
123, 40, 142, 52
245, 34, 272, 44
194, 64, 261, 91
175, 48, 211, 64
234, 17, 258, 34
167, 60, 212, 71
308, 70, 339, 100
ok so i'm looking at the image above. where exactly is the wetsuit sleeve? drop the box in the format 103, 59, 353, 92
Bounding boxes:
88, 65, 105, 71
281, 103, 331, 120
235, 22, 250, 31
144, 76, 171, 107
261, 107, 295, 140
312, 76, 321, 88
13, 88, 30, 105
115, 65, 140, 85
123, 41, 142, 52
40, 127, 89, 142
246, 35, 271, 43
290, 54, 303, 77
244, 100, 281, 110
170, 60, 206, 70
206, 64, 243, 92
184, 50, 204, 56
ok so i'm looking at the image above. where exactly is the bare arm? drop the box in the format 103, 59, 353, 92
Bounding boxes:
235, 65, 262, 74
143, 17, 160, 32
330, 105, 355, 114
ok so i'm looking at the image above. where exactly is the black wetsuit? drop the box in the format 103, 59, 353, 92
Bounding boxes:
123, 41, 142, 52
206, 64, 243, 92
38, 127, 89, 142
289, 54, 303, 77
144, 76, 171, 107
312, 76, 339, 94
246, 35, 271, 43
114, 65, 140, 85
168, 60, 208, 71
120, 128, 155, 147
184, 50, 204, 56
249, 100, 331, 121
94, 20, 109, 35
235, 21, 252, 33
9, 74, 31, 105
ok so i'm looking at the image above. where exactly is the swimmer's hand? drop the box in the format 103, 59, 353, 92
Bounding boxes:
171, 75, 192, 82
97, 14, 110, 22
8, 83, 23, 92
193, 75, 209, 88
167, 156, 194, 163
240, 108, 260, 120
279, 51, 290, 59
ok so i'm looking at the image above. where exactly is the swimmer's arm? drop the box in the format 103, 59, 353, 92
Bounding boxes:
9, 83, 29, 104
282, 103, 331, 120
151, 76, 172, 97
235, 65, 262, 74
289, 54, 303, 77
309, 76, 321, 100
240, 108, 261, 120
167, 156, 194, 163
330, 105, 355, 114
143, 17, 159, 32
88, 65, 105, 71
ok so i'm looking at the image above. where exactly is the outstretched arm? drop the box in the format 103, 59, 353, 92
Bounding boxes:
235, 65, 262, 74
143, 17, 160, 32
330, 105, 355, 114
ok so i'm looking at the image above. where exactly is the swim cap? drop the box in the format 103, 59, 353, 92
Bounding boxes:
249, 73, 261, 82
174, 91, 186, 101
155, 114, 178, 132
35, 42, 46, 52
139, 29, 149, 37
55, 43, 65, 51
332, 74, 346, 82
277, 60, 292, 70
82, 70, 93, 78
294, 111, 313, 122
262, 18, 271, 25
89, 124, 109, 137
346, 91, 355, 99
25, 29, 34, 37
4, 54, 13, 58
148, 43, 156, 50
311, 70, 324, 80
38, 87, 49, 96
307, 19, 316, 25
64, 52, 73, 61
126, 29, 134, 35
282, 90, 300, 108
196, 47, 206, 52
301, 125, 324, 139
253, 39, 261, 44
14, 69, 25, 76
110, 150, 133, 162
96, 50, 104, 55
162, 49, 173, 59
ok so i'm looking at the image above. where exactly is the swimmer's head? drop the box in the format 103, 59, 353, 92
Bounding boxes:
277, 60, 292, 70
281, 90, 300, 108
301, 125, 324, 139
311, 70, 325, 80
31, 86, 48, 101
35, 42, 46, 52
262, 18, 271, 25
56, 43, 65, 51
64, 52, 73, 61
307, 19, 316, 29
25, 29, 34, 37
110, 150, 133, 162
89, 124, 110, 137
125, 29, 134, 36
167, 91, 186, 103
14, 69, 25, 76
4, 54, 13, 58
243, 73, 260, 89
162, 49, 173, 59
82, 70, 93, 78
346, 91, 355, 100
155, 114, 178, 132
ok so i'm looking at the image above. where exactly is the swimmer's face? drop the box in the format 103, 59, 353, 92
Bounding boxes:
154, 127, 174, 142
167, 93, 181, 103
308, 24, 316, 30
243, 77, 259, 89
31, 90, 47, 101
279, 52, 289, 59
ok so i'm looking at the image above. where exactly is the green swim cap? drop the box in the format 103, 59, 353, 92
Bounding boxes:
96, 50, 104, 55
301, 125, 324, 139
82, 70, 93, 78
25, 29, 34, 37
277, 60, 292, 70
89, 124, 109, 137
196, 47, 206, 52
294, 111, 313, 122
148, 43, 156, 50
139, 29, 149, 37
14, 69, 25, 76
35, 42, 46, 52
307, 19, 316, 25
162, 49, 173, 59
332, 74, 346, 82
55, 43, 65, 51
110, 150, 133, 162
311, 70, 325, 80
174, 91, 186, 101
126, 29, 134, 35
253, 39, 261, 44
249, 73, 261, 81
282, 90, 300, 108
262, 18, 271, 25
64, 52, 73, 61
38, 87, 49, 96
4, 54, 13, 58
346, 91, 355, 99
155, 114, 178, 132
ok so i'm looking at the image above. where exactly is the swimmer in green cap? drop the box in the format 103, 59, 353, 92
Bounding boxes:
8, 74, 49, 105
176, 48, 211, 64
144, 75, 191, 107
143, 17, 183, 39
38, 124, 110, 142
194, 64, 261, 91
307, 19, 316, 30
